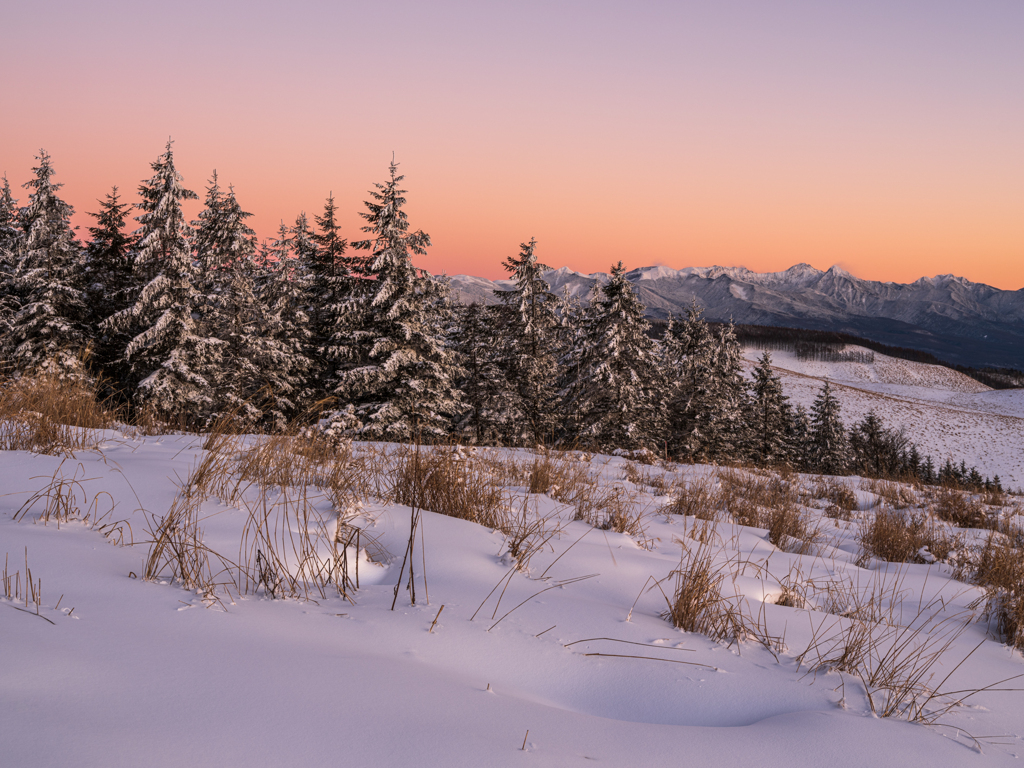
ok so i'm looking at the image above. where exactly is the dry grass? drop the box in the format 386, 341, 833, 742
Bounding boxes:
955, 532, 1024, 651
0, 374, 117, 455
863, 478, 918, 510
857, 508, 962, 565
928, 485, 988, 529
662, 475, 720, 521
2, 549, 44, 614
663, 528, 745, 641
13, 459, 132, 544
812, 477, 858, 520
717, 468, 816, 553
393, 447, 506, 528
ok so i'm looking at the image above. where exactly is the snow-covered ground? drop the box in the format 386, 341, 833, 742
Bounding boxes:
743, 347, 1024, 490
3, 433, 1024, 767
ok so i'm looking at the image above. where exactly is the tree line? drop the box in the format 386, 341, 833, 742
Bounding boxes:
0, 144, 1001, 490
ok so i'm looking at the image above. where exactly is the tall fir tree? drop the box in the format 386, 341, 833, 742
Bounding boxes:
0, 174, 22, 343
8, 151, 88, 378
493, 237, 561, 445
452, 302, 509, 444
809, 380, 849, 474
666, 302, 747, 461
250, 243, 314, 428
749, 351, 791, 465
192, 180, 265, 421
329, 160, 462, 440
104, 140, 216, 424
83, 186, 137, 386
569, 262, 663, 450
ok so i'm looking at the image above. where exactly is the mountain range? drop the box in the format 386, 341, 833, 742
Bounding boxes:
447, 264, 1024, 370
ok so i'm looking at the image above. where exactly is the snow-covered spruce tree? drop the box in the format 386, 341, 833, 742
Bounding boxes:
0, 174, 23, 343
787, 403, 812, 469
452, 301, 510, 444
708, 321, 752, 462
104, 140, 216, 425
7, 150, 88, 378
493, 237, 561, 445
849, 410, 910, 479
665, 301, 747, 461
568, 261, 663, 451
553, 285, 592, 442
749, 351, 792, 466
328, 161, 462, 440
214, 251, 313, 431
310, 195, 355, 378
809, 380, 849, 474
248, 236, 314, 429
192, 180, 277, 424
83, 186, 137, 387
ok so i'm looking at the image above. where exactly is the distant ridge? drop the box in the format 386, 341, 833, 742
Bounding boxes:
447, 263, 1024, 369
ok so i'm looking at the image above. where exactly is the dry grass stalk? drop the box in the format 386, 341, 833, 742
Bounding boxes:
796, 592, 983, 722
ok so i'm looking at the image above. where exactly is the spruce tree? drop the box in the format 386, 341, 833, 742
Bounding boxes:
749, 351, 791, 465
493, 237, 560, 445
809, 380, 849, 475
8, 151, 88, 378
666, 302, 746, 461
708, 322, 751, 462
569, 261, 663, 451
329, 160, 462, 440
252, 245, 314, 428
452, 302, 509, 444
104, 140, 216, 424
0, 175, 22, 342
192, 180, 265, 422
83, 186, 137, 386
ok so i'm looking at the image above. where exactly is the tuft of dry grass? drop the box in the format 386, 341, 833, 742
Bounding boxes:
662, 475, 720, 521
716, 468, 816, 553
863, 478, 918, 510
955, 532, 1024, 651
0, 374, 117, 455
857, 509, 962, 565
928, 485, 987, 529
663, 529, 744, 641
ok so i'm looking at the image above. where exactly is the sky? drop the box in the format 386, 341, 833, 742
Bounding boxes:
1, 1, 1022, 288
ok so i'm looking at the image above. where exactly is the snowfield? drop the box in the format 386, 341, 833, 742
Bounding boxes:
742, 347, 1024, 490
3, 430, 1024, 767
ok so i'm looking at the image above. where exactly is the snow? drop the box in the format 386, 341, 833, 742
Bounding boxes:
3, 434, 1024, 766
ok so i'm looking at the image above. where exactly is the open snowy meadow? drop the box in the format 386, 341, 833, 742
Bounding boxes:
4, 404, 1024, 767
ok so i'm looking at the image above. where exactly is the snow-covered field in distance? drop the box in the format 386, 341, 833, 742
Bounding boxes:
742, 346, 1024, 490
3, 435, 1024, 767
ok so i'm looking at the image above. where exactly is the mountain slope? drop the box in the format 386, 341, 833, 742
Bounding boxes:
448, 264, 1024, 369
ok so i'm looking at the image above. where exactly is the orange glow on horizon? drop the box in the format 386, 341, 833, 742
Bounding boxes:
2, 3, 1021, 290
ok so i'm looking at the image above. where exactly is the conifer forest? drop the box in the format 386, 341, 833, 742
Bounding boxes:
0, 144, 998, 490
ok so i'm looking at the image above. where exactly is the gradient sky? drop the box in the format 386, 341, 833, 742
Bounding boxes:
2, 1, 1022, 288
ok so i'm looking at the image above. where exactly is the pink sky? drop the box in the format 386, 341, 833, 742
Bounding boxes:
2, 1, 1022, 288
